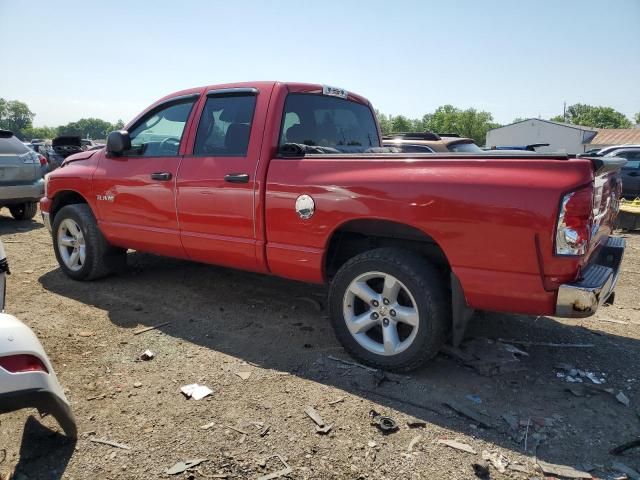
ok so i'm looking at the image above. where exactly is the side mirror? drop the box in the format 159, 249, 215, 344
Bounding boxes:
106, 130, 131, 156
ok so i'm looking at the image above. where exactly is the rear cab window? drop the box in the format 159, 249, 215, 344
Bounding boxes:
279, 93, 380, 153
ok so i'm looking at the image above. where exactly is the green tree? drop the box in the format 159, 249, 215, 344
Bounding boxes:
22, 125, 58, 141
0, 98, 35, 139
551, 104, 632, 128
374, 110, 392, 135
112, 119, 125, 131
58, 117, 115, 140
390, 115, 413, 133
634, 112, 640, 125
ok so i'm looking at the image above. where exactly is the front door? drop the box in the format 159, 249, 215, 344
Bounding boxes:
93, 95, 197, 258
176, 88, 267, 271
620, 151, 640, 199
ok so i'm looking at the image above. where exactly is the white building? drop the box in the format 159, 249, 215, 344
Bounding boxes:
485, 119, 597, 153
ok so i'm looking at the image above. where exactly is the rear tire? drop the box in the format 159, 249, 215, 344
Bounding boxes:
9, 202, 38, 220
328, 248, 449, 372
52, 204, 126, 280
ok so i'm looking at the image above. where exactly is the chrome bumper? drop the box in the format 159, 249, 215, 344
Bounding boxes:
555, 236, 625, 317
42, 211, 52, 232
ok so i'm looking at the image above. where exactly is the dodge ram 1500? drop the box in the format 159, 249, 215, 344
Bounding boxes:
40, 82, 626, 371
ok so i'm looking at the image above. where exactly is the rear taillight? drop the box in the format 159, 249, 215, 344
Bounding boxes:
555, 186, 593, 256
39, 154, 48, 166
0, 354, 49, 373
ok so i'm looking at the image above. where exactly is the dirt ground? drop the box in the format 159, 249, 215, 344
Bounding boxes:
0, 210, 639, 480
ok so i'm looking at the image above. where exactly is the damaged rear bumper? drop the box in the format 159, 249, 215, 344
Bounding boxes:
555, 236, 625, 318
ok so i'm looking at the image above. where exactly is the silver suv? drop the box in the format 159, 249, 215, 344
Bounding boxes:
0, 130, 46, 220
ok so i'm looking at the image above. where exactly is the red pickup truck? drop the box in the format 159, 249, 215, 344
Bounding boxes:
40, 81, 626, 371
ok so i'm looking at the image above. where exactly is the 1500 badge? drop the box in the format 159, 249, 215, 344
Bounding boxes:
96, 194, 115, 202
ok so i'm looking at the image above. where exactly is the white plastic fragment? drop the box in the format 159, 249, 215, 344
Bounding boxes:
180, 383, 213, 400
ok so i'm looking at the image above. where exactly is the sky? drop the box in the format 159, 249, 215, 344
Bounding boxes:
1, 0, 639, 127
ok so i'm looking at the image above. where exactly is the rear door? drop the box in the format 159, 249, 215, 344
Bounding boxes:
0, 133, 39, 185
176, 87, 270, 272
93, 95, 198, 257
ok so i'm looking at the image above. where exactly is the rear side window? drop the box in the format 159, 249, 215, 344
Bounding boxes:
279, 94, 379, 153
194, 94, 256, 156
620, 151, 640, 168
0, 135, 30, 155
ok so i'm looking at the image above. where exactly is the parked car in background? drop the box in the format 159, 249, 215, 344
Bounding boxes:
605, 147, 640, 199
0, 239, 77, 437
491, 143, 550, 152
41, 81, 625, 371
583, 144, 640, 157
0, 130, 46, 220
382, 132, 484, 153
52, 136, 84, 160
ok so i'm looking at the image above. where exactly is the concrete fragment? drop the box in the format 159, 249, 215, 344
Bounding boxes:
537, 459, 592, 479
437, 439, 477, 454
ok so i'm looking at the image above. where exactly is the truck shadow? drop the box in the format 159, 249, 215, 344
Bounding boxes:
0, 212, 43, 234
39, 251, 640, 472
12, 416, 76, 480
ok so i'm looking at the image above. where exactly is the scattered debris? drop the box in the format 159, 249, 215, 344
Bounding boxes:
166, 459, 207, 475
327, 355, 377, 372
89, 438, 131, 450
536, 459, 592, 479
610, 439, 640, 456
180, 384, 213, 400
133, 322, 170, 335
598, 318, 629, 325
78, 331, 94, 337
466, 394, 482, 404
133, 381, 142, 388
482, 450, 508, 473
257, 454, 292, 480
139, 350, 155, 361
555, 364, 606, 385
501, 413, 518, 431
436, 439, 477, 455
407, 435, 422, 452
328, 397, 345, 405
407, 419, 427, 428
499, 339, 594, 348
523, 418, 531, 452
260, 425, 271, 437
610, 461, 640, 480
472, 462, 490, 479
444, 338, 528, 376
369, 409, 399, 433
444, 401, 496, 428
508, 464, 531, 474
199, 422, 215, 430
226, 425, 248, 435
234, 370, 252, 381
304, 406, 332, 434
616, 391, 630, 407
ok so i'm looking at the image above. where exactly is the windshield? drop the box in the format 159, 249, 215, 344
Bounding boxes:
448, 141, 483, 153
279, 94, 380, 153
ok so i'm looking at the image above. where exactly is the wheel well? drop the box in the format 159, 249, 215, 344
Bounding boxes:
324, 220, 451, 280
50, 191, 88, 223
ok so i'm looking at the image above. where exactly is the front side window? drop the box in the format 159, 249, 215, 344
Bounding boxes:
279, 94, 379, 153
194, 94, 256, 156
128, 99, 195, 156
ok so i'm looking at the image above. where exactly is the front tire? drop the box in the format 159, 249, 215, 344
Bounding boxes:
9, 202, 38, 220
328, 248, 449, 372
52, 204, 125, 280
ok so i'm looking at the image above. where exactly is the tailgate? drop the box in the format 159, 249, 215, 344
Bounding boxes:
587, 156, 626, 253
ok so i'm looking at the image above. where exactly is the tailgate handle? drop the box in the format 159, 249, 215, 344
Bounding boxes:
150, 172, 172, 181
224, 173, 249, 184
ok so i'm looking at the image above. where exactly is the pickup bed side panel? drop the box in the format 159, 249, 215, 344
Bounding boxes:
264, 156, 594, 316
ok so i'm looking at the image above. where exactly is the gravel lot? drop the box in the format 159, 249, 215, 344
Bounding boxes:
1, 210, 639, 480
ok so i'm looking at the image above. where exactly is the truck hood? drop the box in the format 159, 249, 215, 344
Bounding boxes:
61, 148, 98, 167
